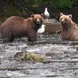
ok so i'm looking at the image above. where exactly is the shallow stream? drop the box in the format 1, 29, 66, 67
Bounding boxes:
0, 34, 78, 78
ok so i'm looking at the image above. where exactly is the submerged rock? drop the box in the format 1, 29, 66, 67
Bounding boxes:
14, 52, 26, 61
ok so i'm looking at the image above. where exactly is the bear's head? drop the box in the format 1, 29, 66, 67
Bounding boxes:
31, 14, 44, 25
31, 14, 44, 30
59, 13, 72, 30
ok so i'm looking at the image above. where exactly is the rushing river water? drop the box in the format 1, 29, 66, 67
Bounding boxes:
0, 34, 78, 78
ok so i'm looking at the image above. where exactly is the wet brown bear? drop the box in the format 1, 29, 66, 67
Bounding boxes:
0, 14, 43, 43
59, 13, 78, 40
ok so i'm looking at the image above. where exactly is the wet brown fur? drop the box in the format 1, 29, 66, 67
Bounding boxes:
59, 13, 78, 40
0, 14, 43, 43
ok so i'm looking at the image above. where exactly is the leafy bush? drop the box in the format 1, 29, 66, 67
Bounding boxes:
39, 0, 78, 8
0, 0, 78, 18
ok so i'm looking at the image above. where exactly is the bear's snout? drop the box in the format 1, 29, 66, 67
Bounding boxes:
36, 19, 41, 24
61, 21, 66, 25
60, 18, 66, 25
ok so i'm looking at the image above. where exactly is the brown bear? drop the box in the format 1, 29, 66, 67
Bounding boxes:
59, 13, 78, 40
0, 14, 44, 43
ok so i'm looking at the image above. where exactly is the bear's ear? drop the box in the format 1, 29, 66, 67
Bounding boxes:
60, 13, 64, 16
31, 14, 34, 18
41, 14, 44, 17
69, 14, 72, 19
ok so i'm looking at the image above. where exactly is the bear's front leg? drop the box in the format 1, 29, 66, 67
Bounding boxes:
2, 36, 14, 43
2, 35, 14, 43
3, 37, 10, 43
27, 29, 37, 42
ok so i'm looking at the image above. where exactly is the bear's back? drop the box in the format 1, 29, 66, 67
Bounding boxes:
0, 16, 32, 31
1, 16, 25, 27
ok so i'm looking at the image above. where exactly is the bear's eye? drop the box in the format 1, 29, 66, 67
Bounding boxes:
40, 18, 43, 22
34, 18, 37, 21
65, 19, 67, 21
40, 18, 43, 21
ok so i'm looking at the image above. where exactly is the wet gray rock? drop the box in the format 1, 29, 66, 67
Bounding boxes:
43, 19, 61, 34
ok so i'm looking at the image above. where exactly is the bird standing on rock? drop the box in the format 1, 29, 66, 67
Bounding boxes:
44, 7, 50, 19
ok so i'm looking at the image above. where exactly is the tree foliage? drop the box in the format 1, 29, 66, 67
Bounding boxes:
39, 0, 78, 8
0, 0, 78, 18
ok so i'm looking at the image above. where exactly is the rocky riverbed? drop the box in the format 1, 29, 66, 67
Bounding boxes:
0, 34, 78, 78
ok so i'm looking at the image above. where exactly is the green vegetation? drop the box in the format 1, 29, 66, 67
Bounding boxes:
0, 0, 78, 20
21, 52, 44, 62
14, 52, 44, 62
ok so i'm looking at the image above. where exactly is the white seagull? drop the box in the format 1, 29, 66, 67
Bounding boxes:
44, 7, 50, 19
37, 24, 46, 34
